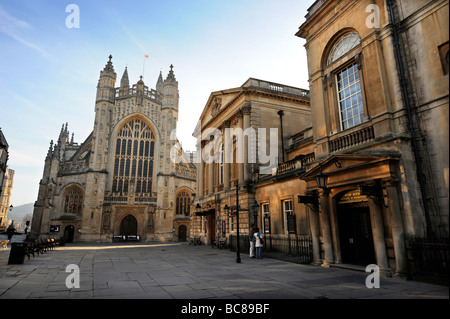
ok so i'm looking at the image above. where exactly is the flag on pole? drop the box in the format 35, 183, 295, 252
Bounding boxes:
144, 54, 149, 58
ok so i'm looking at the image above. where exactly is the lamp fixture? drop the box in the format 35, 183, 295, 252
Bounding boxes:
316, 166, 328, 189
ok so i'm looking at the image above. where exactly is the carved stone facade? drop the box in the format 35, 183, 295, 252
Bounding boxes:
296, 0, 448, 276
191, 78, 311, 245
31, 57, 196, 242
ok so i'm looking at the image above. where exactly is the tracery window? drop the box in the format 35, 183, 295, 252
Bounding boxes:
176, 191, 191, 215
112, 118, 155, 194
63, 185, 84, 215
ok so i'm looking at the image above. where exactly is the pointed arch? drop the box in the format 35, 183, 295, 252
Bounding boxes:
175, 187, 194, 216
62, 184, 84, 216
112, 116, 157, 196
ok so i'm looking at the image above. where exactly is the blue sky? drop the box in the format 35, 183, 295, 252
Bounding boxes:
0, 0, 312, 206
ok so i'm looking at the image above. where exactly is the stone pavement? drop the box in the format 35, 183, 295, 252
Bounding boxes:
0, 242, 448, 301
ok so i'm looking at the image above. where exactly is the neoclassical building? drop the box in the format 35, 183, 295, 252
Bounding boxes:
31, 56, 196, 242
191, 78, 311, 245
296, 0, 448, 276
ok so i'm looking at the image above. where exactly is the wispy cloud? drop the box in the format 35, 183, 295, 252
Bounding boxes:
0, 6, 50, 58
119, 21, 148, 53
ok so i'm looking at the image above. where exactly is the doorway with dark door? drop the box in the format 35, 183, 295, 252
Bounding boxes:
208, 215, 216, 245
120, 214, 138, 236
337, 201, 376, 266
64, 225, 75, 243
178, 225, 187, 242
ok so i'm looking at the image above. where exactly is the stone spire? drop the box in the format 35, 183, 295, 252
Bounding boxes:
97, 55, 117, 102
46, 140, 54, 160
156, 70, 164, 93
120, 67, 129, 88
165, 64, 176, 82
102, 55, 115, 73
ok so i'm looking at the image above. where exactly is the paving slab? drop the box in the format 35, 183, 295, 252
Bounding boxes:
0, 242, 447, 305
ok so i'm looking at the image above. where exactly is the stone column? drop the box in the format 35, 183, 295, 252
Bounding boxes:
236, 110, 244, 185
309, 206, 322, 265
368, 197, 391, 277
208, 161, 214, 195
319, 189, 334, 267
222, 121, 231, 190
383, 179, 409, 277
197, 142, 204, 197
242, 105, 252, 183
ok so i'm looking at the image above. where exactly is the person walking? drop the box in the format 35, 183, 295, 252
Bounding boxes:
254, 228, 264, 259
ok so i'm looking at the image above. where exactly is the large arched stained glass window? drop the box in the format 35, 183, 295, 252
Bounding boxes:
113, 118, 155, 195
176, 191, 191, 216
63, 185, 84, 215
327, 32, 361, 65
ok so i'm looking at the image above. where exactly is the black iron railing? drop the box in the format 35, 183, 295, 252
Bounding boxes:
407, 236, 449, 281
228, 234, 313, 264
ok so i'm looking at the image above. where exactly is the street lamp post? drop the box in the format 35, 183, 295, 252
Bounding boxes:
224, 184, 243, 263
235, 185, 241, 263
224, 185, 259, 264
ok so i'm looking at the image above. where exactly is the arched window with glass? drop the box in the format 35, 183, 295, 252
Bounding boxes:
176, 191, 191, 216
327, 32, 365, 130
112, 118, 155, 195
63, 185, 84, 216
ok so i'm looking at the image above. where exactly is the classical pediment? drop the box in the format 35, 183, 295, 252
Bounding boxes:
197, 88, 245, 130
300, 154, 401, 189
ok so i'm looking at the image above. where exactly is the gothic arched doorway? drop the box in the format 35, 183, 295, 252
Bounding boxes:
178, 225, 187, 242
64, 225, 75, 243
120, 215, 138, 236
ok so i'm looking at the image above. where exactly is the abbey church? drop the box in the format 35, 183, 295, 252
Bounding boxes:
30, 56, 196, 243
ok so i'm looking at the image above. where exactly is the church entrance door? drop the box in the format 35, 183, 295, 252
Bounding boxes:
120, 215, 138, 236
178, 225, 187, 242
64, 225, 75, 243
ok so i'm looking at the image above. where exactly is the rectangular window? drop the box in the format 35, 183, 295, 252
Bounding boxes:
337, 63, 364, 130
282, 200, 293, 234
262, 203, 270, 234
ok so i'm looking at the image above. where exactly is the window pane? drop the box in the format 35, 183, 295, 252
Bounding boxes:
328, 32, 361, 65
337, 63, 365, 130
113, 119, 155, 196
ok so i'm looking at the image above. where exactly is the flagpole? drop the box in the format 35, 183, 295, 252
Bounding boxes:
143, 55, 145, 80
143, 54, 149, 80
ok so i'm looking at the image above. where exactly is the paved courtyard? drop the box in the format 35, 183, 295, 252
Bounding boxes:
0, 242, 448, 300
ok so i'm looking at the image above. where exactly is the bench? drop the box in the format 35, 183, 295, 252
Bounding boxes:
217, 238, 228, 250
1, 240, 9, 250
126, 235, 140, 241
189, 237, 202, 246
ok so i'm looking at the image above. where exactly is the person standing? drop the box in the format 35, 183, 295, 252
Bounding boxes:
254, 228, 264, 259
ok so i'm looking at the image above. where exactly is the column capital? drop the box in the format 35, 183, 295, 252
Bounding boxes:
221, 120, 231, 130
381, 177, 400, 187
318, 188, 331, 197
241, 104, 252, 115
235, 109, 243, 119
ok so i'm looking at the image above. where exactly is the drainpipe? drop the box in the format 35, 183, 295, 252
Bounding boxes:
386, 0, 434, 238
277, 110, 285, 163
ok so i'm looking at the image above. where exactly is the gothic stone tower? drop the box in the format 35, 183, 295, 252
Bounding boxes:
31, 56, 196, 242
